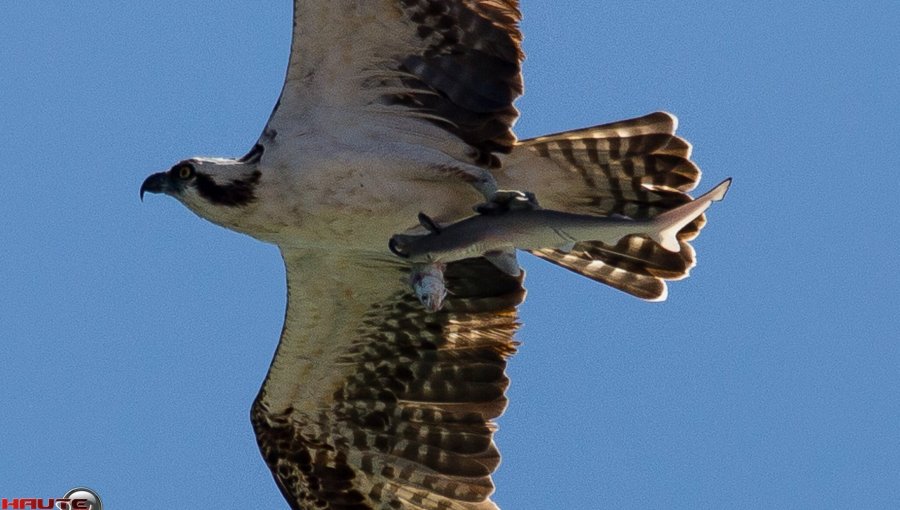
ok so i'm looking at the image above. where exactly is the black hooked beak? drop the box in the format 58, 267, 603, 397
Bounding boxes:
140, 172, 170, 201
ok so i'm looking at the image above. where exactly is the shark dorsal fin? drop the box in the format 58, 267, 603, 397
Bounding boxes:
417, 213, 442, 234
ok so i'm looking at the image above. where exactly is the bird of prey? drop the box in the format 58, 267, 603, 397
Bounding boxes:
141, 1, 729, 509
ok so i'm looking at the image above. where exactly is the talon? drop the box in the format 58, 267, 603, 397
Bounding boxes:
475, 189, 540, 215
474, 201, 502, 215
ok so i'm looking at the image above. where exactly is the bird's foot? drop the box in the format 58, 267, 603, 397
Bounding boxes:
475, 189, 540, 215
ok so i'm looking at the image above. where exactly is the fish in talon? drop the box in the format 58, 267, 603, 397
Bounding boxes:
391, 178, 732, 265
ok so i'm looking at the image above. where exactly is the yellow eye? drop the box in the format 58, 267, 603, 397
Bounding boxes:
176, 164, 195, 180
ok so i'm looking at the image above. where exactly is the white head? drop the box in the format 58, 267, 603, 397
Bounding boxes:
141, 146, 264, 226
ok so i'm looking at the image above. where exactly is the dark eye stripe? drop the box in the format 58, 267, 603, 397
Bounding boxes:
194, 170, 262, 207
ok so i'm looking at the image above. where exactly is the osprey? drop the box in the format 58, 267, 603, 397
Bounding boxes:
141, 1, 729, 509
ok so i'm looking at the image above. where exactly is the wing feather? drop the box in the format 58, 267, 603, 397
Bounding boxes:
262, 0, 523, 164
252, 249, 524, 509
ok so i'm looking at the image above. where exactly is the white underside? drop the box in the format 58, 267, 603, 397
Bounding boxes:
233, 120, 490, 252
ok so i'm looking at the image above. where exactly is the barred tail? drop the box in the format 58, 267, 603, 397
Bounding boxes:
495, 112, 726, 301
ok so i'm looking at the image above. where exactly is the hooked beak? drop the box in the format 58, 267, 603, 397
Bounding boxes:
140, 172, 170, 201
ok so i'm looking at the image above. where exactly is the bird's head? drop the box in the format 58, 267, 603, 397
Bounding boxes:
141, 157, 263, 225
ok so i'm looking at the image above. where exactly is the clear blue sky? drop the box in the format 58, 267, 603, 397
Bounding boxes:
2, 2, 898, 508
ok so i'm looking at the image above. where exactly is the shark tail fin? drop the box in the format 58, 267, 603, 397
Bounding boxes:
649, 178, 732, 252
501, 112, 728, 301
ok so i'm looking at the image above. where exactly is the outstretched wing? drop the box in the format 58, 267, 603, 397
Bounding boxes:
261, 0, 523, 164
252, 249, 525, 510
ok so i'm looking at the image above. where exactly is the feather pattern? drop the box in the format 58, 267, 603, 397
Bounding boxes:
497, 112, 708, 301
252, 250, 524, 509
263, 0, 523, 165
144, 2, 730, 509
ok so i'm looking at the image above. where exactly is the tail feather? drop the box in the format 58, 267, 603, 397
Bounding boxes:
654, 135, 693, 158
496, 112, 725, 301
523, 110, 678, 140
530, 234, 698, 302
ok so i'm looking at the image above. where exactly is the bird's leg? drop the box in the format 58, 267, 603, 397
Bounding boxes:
475, 189, 540, 215
408, 263, 448, 313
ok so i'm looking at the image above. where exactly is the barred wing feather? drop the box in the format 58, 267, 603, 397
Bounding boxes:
263, 0, 523, 164
252, 250, 524, 509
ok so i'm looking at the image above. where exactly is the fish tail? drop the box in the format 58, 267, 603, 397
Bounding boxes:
647, 178, 731, 252
498, 111, 728, 301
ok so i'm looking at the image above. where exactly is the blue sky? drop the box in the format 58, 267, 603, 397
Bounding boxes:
1, 2, 898, 508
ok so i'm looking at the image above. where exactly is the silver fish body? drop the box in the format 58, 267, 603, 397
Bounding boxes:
390, 178, 731, 265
